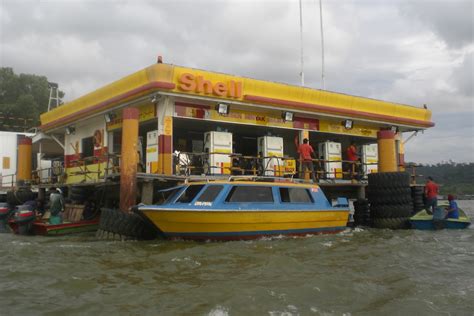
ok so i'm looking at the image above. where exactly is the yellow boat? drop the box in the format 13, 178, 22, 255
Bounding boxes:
136, 177, 350, 240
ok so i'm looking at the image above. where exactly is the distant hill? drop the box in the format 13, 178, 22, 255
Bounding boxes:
410, 162, 474, 196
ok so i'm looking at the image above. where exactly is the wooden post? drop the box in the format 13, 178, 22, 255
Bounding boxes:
120, 108, 139, 212
141, 181, 154, 205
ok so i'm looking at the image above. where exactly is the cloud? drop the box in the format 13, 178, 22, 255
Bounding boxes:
399, 0, 474, 49
0, 0, 473, 163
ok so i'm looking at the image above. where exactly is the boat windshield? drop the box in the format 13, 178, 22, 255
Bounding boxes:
155, 187, 183, 205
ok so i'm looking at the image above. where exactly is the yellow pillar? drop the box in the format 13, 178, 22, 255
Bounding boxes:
377, 130, 397, 172
120, 107, 139, 212
17, 136, 32, 183
397, 135, 405, 171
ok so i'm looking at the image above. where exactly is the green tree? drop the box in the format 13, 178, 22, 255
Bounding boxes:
0, 67, 65, 132
411, 162, 474, 196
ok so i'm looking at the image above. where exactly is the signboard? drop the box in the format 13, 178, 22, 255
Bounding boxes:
106, 103, 156, 131
319, 121, 377, 138
175, 102, 319, 131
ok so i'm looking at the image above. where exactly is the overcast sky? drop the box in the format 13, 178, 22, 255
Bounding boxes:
1, 0, 473, 163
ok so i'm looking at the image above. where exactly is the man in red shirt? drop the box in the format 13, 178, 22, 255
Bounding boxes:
424, 176, 439, 214
297, 138, 316, 181
346, 142, 360, 180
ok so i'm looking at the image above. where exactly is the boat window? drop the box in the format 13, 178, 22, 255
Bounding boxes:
225, 186, 273, 203
176, 185, 205, 203
155, 188, 182, 205
197, 185, 224, 202
279, 188, 313, 203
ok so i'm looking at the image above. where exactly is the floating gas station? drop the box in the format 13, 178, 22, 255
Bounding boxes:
7, 58, 434, 215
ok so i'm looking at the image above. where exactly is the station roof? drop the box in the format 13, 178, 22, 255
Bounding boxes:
40, 63, 434, 131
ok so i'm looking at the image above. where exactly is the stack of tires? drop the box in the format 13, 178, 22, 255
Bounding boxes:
368, 172, 413, 229
97, 208, 157, 240
353, 199, 371, 227
411, 186, 425, 215
69, 186, 89, 204
6, 188, 34, 206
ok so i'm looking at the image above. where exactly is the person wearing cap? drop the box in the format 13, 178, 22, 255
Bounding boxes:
424, 176, 439, 214
48, 187, 64, 224
445, 194, 459, 219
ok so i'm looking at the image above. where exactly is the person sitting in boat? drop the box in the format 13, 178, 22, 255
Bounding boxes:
445, 194, 459, 219
48, 188, 64, 225
424, 176, 439, 214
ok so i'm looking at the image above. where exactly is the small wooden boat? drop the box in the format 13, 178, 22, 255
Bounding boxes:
136, 177, 350, 241
410, 208, 471, 230
8, 203, 99, 236
32, 219, 99, 236
9, 218, 99, 236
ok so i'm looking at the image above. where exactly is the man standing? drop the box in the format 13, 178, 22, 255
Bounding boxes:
48, 188, 64, 225
297, 138, 316, 182
346, 141, 359, 180
424, 176, 439, 214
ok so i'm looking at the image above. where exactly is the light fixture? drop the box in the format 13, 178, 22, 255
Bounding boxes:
65, 126, 75, 135
342, 119, 353, 130
150, 94, 161, 104
282, 111, 294, 122
390, 126, 399, 133
104, 113, 117, 123
216, 103, 230, 115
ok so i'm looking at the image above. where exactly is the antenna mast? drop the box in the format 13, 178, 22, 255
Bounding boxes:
299, 0, 305, 86
319, 0, 325, 90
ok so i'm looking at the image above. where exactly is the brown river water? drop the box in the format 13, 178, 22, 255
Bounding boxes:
1, 201, 473, 315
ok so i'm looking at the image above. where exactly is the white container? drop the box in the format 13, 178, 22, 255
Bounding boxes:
0, 131, 33, 188
258, 136, 284, 176
204, 131, 232, 175
146, 130, 159, 173
318, 141, 342, 179
361, 143, 378, 175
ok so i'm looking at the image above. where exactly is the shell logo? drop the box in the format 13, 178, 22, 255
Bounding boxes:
178, 73, 242, 98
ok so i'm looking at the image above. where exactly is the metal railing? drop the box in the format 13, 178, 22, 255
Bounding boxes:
0, 153, 422, 189
173, 151, 382, 182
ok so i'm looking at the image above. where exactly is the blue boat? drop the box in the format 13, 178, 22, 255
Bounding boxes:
137, 177, 350, 241
410, 207, 471, 230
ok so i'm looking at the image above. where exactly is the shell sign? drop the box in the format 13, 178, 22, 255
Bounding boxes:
178, 73, 242, 98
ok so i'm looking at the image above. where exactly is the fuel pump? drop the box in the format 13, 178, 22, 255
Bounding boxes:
361, 144, 378, 176
204, 131, 232, 175
258, 136, 284, 176
318, 141, 342, 179
146, 130, 159, 173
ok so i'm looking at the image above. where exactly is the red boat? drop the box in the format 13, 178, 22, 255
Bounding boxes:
9, 218, 99, 236
9, 203, 100, 236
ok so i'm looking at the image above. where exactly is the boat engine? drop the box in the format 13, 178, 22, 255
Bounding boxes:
0, 203, 12, 233
11, 205, 36, 235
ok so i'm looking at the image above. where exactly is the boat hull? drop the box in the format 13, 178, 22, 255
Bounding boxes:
9, 219, 99, 236
409, 209, 471, 230
410, 219, 471, 230
33, 220, 99, 236
139, 209, 349, 240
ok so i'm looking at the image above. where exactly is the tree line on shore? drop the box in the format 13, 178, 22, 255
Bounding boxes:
410, 162, 474, 197
0, 67, 64, 132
